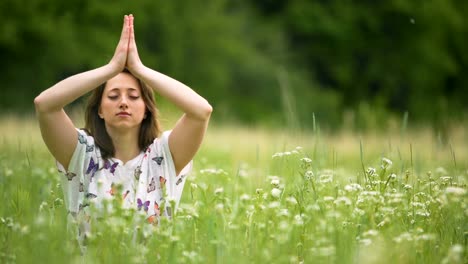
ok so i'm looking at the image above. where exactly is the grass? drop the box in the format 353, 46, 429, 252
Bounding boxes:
0, 115, 467, 263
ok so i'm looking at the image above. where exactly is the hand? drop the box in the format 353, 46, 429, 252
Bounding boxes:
109, 15, 130, 72
126, 14, 144, 75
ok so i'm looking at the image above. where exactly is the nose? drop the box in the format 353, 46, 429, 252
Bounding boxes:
119, 96, 129, 109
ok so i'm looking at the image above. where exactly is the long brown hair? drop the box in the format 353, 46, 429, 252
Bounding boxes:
84, 70, 161, 159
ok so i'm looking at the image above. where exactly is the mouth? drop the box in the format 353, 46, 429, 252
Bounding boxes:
116, 111, 131, 116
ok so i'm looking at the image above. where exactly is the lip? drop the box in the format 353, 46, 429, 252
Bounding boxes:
116, 111, 131, 116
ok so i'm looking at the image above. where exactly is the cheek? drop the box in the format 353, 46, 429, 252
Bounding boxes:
99, 100, 114, 115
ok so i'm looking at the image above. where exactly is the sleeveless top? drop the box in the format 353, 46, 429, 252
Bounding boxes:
57, 129, 192, 241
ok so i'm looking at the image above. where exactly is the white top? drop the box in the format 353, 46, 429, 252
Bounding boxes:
57, 129, 192, 230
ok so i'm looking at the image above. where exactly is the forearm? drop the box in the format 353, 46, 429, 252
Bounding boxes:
134, 65, 212, 121
34, 64, 119, 113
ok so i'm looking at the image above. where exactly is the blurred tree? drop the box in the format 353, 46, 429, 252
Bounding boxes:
0, 0, 466, 130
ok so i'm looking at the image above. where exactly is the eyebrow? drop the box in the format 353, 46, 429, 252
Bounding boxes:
108, 87, 139, 92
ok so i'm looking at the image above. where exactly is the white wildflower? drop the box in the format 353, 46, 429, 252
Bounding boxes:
435, 167, 448, 175
268, 201, 280, 209
344, 183, 363, 192
279, 221, 289, 231
305, 170, 314, 180
214, 187, 224, 195
359, 238, 372, 246
301, 157, 312, 164
271, 179, 280, 187
271, 188, 282, 198
442, 244, 464, 264
334, 196, 352, 206
362, 229, 379, 237
215, 203, 224, 212
381, 157, 393, 169
367, 167, 377, 176
277, 208, 289, 217
240, 194, 251, 201
319, 174, 333, 183
445, 187, 466, 196
286, 196, 298, 205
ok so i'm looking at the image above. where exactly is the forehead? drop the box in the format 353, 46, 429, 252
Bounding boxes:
104, 72, 141, 92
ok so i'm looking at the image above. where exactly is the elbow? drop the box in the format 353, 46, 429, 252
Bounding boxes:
33, 94, 45, 113
201, 102, 213, 121
34, 93, 53, 114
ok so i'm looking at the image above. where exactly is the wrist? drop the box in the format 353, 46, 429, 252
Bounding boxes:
128, 64, 146, 79
106, 62, 125, 75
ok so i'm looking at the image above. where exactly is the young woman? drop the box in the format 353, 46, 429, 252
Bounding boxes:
34, 14, 212, 237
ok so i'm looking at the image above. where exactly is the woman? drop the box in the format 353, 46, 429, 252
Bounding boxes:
34, 14, 212, 237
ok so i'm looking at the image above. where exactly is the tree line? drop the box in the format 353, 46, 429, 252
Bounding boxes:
1, 0, 467, 130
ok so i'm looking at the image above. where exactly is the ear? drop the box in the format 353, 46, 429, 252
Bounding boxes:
98, 106, 104, 119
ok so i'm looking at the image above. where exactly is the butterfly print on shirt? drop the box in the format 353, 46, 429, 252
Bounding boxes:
86, 144, 94, 153
147, 177, 156, 193
134, 166, 142, 181
147, 201, 161, 224
152, 156, 164, 165
159, 176, 166, 189
104, 160, 118, 175
78, 134, 87, 144
108, 183, 116, 196
137, 198, 150, 212
122, 190, 130, 200
86, 157, 99, 180
176, 174, 186, 185
65, 172, 76, 181
86, 193, 97, 199
79, 203, 90, 211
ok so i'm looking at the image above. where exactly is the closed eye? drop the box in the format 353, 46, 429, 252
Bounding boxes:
108, 96, 118, 100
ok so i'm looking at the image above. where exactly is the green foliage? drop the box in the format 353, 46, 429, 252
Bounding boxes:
1, 0, 467, 129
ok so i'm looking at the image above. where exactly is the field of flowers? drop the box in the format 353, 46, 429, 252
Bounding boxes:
0, 117, 466, 263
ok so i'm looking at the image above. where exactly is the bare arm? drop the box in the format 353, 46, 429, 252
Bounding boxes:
34, 15, 131, 169
126, 15, 212, 175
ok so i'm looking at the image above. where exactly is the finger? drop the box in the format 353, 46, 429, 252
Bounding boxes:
120, 15, 128, 40
129, 16, 135, 43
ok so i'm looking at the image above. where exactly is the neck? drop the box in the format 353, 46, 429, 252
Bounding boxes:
106, 126, 141, 163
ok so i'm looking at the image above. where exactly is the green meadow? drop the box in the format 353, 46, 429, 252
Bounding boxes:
0, 115, 466, 263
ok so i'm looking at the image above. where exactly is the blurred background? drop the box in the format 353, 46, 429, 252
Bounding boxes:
1, 0, 467, 133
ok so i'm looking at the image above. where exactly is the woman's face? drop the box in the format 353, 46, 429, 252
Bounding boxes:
99, 72, 147, 131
